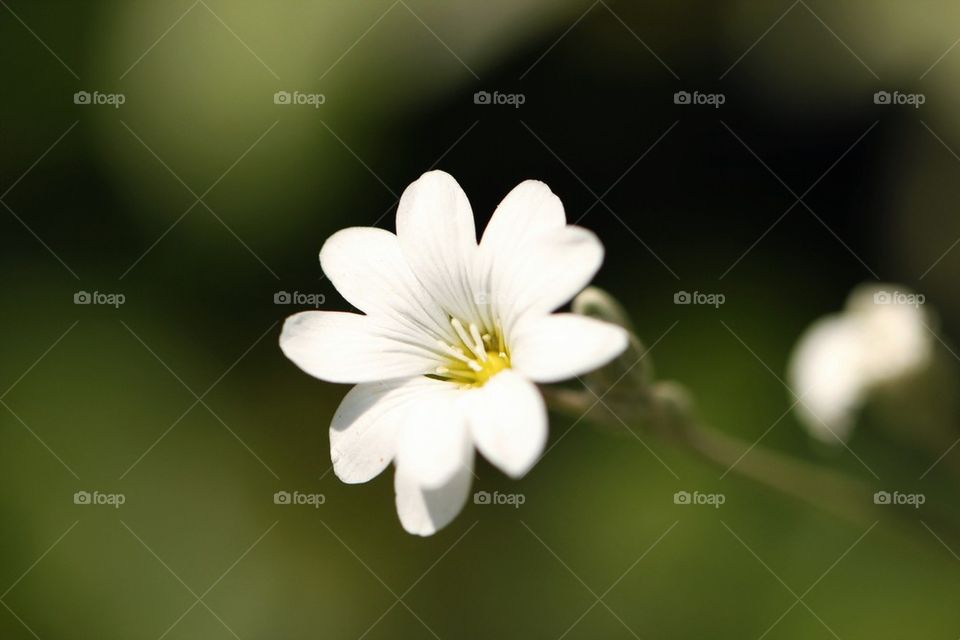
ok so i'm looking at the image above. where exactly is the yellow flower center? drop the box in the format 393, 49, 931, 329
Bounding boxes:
432, 317, 510, 388
473, 350, 510, 385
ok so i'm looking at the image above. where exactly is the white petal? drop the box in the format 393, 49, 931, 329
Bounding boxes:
846, 285, 932, 385
330, 377, 446, 484
510, 313, 629, 383
479, 180, 565, 260
395, 387, 470, 489
788, 284, 935, 446
464, 370, 547, 478
319, 227, 454, 342
517, 226, 604, 315
396, 170, 479, 322
787, 315, 866, 444
279, 311, 438, 384
395, 439, 474, 536
490, 226, 604, 332
475, 181, 570, 328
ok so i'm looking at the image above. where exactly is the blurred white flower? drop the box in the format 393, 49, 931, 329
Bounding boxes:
788, 284, 933, 444
280, 170, 627, 535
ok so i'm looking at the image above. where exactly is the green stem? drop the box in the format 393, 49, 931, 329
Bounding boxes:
545, 384, 960, 545
679, 422, 876, 525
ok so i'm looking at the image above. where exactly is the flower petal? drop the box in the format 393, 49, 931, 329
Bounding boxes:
479, 180, 565, 261
395, 386, 470, 489
330, 377, 445, 484
396, 170, 479, 322
787, 315, 865, 444
510, 313, 629, 383
319, 227, 454, 343
490, 226, 604, 332
280, 311, 438, 384
395, 438, 474, 536
464, 370, 547, 478
520, 226, 604, 316
475, 181, 570, 328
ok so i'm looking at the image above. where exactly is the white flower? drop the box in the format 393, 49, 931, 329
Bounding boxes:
788, 284, 932, 444
280, 170, 628, 535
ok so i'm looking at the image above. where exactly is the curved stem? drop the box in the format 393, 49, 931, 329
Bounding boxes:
680, 420, 960, 546
545, 385, 960, 546
679, 421, 878, 526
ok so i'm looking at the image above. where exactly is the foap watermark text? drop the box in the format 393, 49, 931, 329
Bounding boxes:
874, 90, 925, 108
674, 90, 725, 108
474, 90, 525, 108
274, 490, 325, 508
873, 290, 925, 308
74, 90, 125, 108
473, 490, 525, 508
274, 91, 325, 108
74, 490, 126, 508
274, 291, 325, 308
674, 290, 725, 308
673, 490, 725, 508
74, 290, 125, 308
874, 490, 925, 508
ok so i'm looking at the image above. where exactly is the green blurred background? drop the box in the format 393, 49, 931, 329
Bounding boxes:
3, 1, 960, 637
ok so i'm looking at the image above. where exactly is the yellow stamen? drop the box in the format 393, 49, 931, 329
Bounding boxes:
432, 316, 511, 388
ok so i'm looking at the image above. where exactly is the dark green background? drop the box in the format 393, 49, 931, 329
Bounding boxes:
2, 1, 960, 638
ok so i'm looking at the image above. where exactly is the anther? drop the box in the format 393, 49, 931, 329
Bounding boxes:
468, 323, 487, 361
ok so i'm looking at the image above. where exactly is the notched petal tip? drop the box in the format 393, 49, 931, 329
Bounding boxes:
394, 449, 474, 536
401, 170, 469, 211
329, 449, 363, 485
503, 179, 561, 211
416, 168, 459, 183
278, 310, 313, 358
318, 226, 393, 269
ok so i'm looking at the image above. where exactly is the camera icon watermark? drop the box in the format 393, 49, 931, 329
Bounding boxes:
473, 490, 525, 508
273, 490, 325, 508
872, 290, 925, 308
73, 490, 126, 508
74, 90, 126, 109
673, 290, 725, 308
873, 490, 924, 508
473, 90, 525, 108
273, 291, 325, 308
873, 90, 925, 108
473, 290, 494, 305
673, 90, 725, 108
673, 490, 725, 508
74, 290, 126, 308
274, 90, 326, 108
